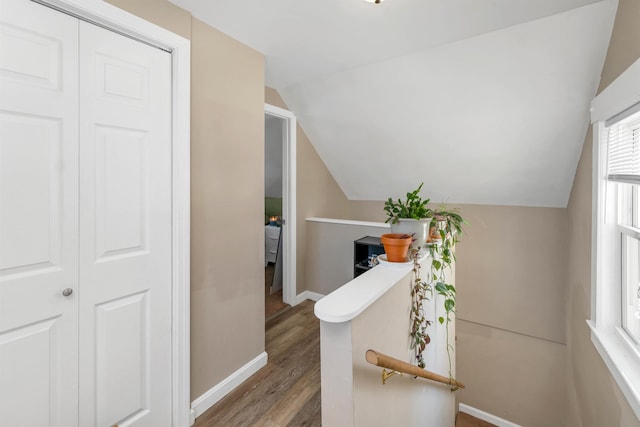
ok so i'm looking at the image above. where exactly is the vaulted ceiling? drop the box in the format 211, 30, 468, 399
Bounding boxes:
170, 0, 617, 207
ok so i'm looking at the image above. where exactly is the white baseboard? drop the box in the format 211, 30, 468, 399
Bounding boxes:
295, 290, 324, 305
191, 351, 268, 419
458, 403, 521, 427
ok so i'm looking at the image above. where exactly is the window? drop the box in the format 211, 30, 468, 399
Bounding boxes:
610, 112, 640, 344
591, 57, 640, 419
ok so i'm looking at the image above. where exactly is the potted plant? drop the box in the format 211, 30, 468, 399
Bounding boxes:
380, 233, 413, 262
429, 205, 465, 244
384, 183, 433, 252
390, 192, 468, 380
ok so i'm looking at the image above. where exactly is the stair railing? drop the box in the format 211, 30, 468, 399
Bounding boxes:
365, 349, 465, 391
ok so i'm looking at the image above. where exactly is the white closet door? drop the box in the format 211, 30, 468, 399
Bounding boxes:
0, 0, 79, 426
78, 21, 172, 427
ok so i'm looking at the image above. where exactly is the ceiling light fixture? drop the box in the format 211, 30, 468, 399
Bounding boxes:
364, 0, 384, 4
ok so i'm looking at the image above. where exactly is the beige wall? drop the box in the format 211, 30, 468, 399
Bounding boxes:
305, 220, 389, 295
265, 88, 351, 294
189, 18, 265, 400
453, 205, 567, 343
105, 0, 191, 40
105, 0, 266, 400
566, 0, 640, 426
455, 205, 567, 426
348, 200, 568, 425
457, 320, 566, 425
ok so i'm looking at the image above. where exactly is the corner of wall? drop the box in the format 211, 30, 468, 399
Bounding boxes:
566, 1, 640, 425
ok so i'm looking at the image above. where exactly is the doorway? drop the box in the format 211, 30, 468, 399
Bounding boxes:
264, 104, 296, 311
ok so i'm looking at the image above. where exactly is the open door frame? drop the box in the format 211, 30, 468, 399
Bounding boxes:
264, 103, 297, 306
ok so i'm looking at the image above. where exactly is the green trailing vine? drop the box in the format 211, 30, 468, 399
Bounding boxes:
383, 184, 466, 377
435, 278, 456, 379
407, 202, 466, 378
410, 248, 432, 369
428, 206, 465, 379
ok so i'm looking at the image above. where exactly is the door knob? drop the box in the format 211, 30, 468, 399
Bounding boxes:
62, 288, 73, 297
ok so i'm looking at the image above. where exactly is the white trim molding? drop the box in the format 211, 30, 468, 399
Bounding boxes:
296, 290, 325, 304
458, 403, 521, 427
36, 1, 192, 425
591, 57, 640, 124
588, 321, 640, 419
191, 352, 268, 420
306, 217, 390, 229
264, 103, 297, 306
170, 34, 191, 427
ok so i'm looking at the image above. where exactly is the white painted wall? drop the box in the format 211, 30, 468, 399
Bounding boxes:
264, 115, 283, 198
279, 1, 616, 207
169, 0, 616, 208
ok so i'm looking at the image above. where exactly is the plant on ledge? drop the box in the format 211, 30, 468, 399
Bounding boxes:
401, 197, 465, 380
384, 183, 434, 256
383, 182, 433, 223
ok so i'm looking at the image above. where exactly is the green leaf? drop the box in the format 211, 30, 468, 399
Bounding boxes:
435, 283, 447, 294
432, 260, 442, 270
438, 316, 445, 324
444, 299, 455, 311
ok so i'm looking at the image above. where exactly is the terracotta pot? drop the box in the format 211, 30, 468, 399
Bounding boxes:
380, 233, 413, 262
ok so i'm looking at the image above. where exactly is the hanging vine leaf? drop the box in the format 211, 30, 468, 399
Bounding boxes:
444, 298, 455, 312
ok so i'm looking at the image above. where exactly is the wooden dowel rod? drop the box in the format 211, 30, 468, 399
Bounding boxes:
365, 349, 465, 390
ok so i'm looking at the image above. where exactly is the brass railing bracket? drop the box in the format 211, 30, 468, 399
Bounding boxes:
381, 369, 402, 385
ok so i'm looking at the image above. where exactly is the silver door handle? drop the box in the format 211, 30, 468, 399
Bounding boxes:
62, 288, 73, 297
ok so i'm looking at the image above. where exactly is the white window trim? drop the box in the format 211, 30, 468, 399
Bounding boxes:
591, 57, 640, 421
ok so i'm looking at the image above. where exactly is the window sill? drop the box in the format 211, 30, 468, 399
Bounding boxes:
588, 320, 640, 419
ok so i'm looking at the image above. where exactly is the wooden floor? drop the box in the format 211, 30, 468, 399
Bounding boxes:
193, 300, 320, 427
193, 298, 495, 427
265, 264, 289, 318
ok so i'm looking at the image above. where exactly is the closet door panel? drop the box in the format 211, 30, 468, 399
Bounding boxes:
94, 125, 148, 259
0, 1, 79, 426
78, 21, 172, 427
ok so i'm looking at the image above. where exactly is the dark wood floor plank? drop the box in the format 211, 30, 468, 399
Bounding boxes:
254, 360, 320, 426
286, 389, 322, 427
194, 300, 321, 427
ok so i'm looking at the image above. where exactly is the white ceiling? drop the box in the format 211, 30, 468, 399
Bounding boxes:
170, 0, 617, 207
